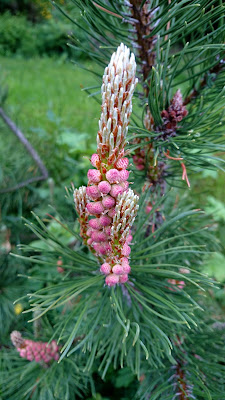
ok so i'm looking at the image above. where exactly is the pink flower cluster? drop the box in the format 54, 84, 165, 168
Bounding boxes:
86, 185, 139, 286
11, 330, 59, 364
161, 89, 188, 131
86, 157, 130, 256
73, 44, 139, 286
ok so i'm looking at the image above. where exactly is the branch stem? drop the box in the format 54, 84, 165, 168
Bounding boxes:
0, 107, 48, 193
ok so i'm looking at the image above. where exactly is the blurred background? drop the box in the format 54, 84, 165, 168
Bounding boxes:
0, 1, 224, 398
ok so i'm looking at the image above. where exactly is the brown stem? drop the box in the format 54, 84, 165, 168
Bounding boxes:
0, 107, 48, 193
176, 363, 190, 400
129, 0, 156, 87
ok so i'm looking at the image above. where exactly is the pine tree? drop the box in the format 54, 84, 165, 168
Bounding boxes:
1, 1, 225, 399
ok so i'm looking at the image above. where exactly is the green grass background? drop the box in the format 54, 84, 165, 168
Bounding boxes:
0, 56, 100, 136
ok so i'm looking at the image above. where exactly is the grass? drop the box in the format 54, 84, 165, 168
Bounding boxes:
0, 56, 100, 139
0, 56, 103, 191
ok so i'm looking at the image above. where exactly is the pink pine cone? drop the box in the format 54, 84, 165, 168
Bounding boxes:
126, 234, 132, 244
122, 263, 131, 274
89, 218, 101, 230
112, 264, 124, 275
121, 243, 131, 256
136, 164, 145, 171
121, 181, 129, 191
115, 158, 129, 170
91, 153, 100, 168
104, 226, 111, 236
121, 258, 131, 274
86, 201, 104, 215
106, 169, 120, 184
93, 242, 111, 255
119, 170, 130, 182
108, 208, 116, 217
99, 215, 112, 227
110, 184, 124, 198
87, 169, 102, 183
86, 185, 101, 200
102, 195, 116, 209
98, 181, 111, 194
105, 274, 119, 286
91, 230, 108, 242
100, 263, 111, 275
119, 274, 129, 283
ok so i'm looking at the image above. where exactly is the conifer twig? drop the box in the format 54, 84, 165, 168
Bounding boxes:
0, 107, 48, 193
184, 59, 225, 105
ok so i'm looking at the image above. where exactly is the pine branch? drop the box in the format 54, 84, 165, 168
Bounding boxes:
0, 107, 48, 193
128, 0, 157, 86
184, 57, 225, 105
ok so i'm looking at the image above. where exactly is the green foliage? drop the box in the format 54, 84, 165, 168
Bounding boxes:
205, 196, 225, 223
56, 0, 225, 180
0, 348, 90, 399
11, 197, 216, 377
203, 252, 225, 282
135, 326, 225, 399
0, 12, 88, 58
1, 0, 225, 397
0, 251, 27, 341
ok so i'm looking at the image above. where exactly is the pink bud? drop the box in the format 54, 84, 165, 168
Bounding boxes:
86, 201, 104, 215
57, 266, 64, 273
110, 184, 124, 198
20, 349, 26, 358
115, 158, 129, 170
54, 353, 59, 361
112, 264, 124, 275
122, 257, 129, 265
100, 263, 111, 275
27, 354, 34, 361
87, 169, 102, 183
119, 170, 129, 182
121, 181, 129, 191
35, 355, 41, 362
119, 274, 129, 283
89, 218, 101, 230
106, 169, 120, 184
91, 230, 107, 242
105, 274, 119, 286
168, 279, 176, 286
86, 185, 101, 200
93, 243, 111, 255
91, 153, 100, 168
126, 234, 132, 244
46, 346, 52, 354
122, 263, 131, 274
122, 243, 131, 256
102, 195, 116, 209
99, 215, 112, 227
133, 155, 139, 163
98, 181, 111, 194
87, 238, 93, 245
145, 205, 152, 214
136, 164, 145, 171
105, 227, 111, 236
43, 355, 49, 363
108, 208, 116, 217
86, 228, 94, 237
179, 268, 190, 274
178, 281, 185, 289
